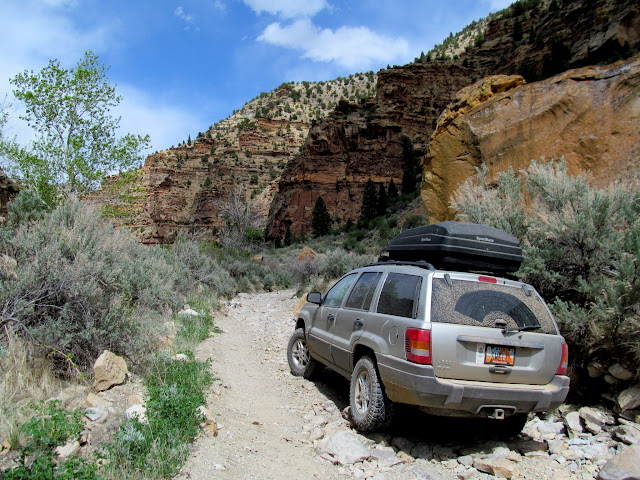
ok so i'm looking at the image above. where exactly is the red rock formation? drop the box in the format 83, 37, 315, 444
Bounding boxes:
422, 56, 640, 222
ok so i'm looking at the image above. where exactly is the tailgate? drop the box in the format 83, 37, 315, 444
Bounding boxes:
429, 274, 562, 385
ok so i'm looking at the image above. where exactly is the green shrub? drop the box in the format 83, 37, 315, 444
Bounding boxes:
452, 160, 640, 381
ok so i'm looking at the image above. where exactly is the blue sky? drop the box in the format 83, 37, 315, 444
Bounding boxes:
0, 0, 512, 154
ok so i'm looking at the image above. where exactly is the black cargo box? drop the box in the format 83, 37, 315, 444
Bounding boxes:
385, 221, 523, 273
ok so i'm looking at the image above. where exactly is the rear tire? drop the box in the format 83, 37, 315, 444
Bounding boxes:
349, 356, 394, 432
287, 328, 319, 379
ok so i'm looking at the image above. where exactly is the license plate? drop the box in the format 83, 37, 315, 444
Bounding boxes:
484, 345, 516, 366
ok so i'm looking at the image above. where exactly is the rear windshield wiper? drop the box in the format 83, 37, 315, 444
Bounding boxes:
502, 325, 542, 334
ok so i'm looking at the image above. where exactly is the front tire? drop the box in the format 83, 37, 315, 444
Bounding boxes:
349, 356, 394, 432
287, 328, 319, 379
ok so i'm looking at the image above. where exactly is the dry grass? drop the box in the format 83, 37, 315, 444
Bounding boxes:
0, 330, 61, 446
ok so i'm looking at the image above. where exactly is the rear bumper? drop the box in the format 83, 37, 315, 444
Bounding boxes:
376, 353, 569, 416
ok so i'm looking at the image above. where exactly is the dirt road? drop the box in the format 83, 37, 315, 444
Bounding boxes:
175, 290, 618, 480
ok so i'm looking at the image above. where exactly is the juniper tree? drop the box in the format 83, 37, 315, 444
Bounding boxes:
377, 183, 388, 217
360, 178, 378, 221
311, 196, 332, 237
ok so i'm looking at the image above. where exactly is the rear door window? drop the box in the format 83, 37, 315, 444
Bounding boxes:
376, 273, 422, 318
430, 278, 556, 334
345, 272, 382, 310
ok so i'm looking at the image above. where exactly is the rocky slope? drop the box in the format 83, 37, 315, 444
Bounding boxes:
0, 167, 18, 219
90, 75, 376, 244
266, 0, 640, 238
422, 55, 640, 221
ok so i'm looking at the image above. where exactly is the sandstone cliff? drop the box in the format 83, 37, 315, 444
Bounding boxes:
0, 167, 18, 219
266, 0, 640, 238
422, 55, 640, 222
89, 75, 376, 244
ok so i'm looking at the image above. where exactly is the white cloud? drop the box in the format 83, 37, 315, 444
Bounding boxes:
243, 0, 328, 19
258, 19, 409, 70
213, 0, 226, 12
174, 6, 198, 30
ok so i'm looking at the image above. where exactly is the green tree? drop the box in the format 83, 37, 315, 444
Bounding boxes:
3, 50, 149, 206
387, 179, 399, 203
360, 178, 378, 221
311, 196, 332, 238
377, 183, 388, 217
401, 136, 421, 196
284, 225, 292, 246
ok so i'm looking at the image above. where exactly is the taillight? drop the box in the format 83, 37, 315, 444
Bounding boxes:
405, 328, 431, 365
478, 276, 497, 283
556, 343, 568, 375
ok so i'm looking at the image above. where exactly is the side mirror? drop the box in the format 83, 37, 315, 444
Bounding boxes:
306, 292, 322, 305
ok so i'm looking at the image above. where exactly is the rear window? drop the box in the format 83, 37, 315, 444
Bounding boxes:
430, 278, 557, 334
377, 273, 422, 318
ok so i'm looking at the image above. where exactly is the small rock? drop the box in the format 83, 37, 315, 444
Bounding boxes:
561, 448, 583, 461
128, 394, 143, 405
86, 392, 109, 408
125, 404, 147, 423
597, 444, 640, 480
617, 386, 640, 411
579, 406, 615, 429
604, 374, 619, 385
608, 364, 634, 381
93, 350, 128, 391
513, 438, 547, 455
473, 457, 519, 479
342, 406, 352, 421
537, 420, 565, 437
379, 454, 407, 468
179, 307, 199, 317
457, 455, 474, 466
457, 468, 477, 480
582, 443, 613, 461
316, 431, 371, 465
309, 427, 325, 442
548, 439, 567, 455
433, 445, 456, 460
173, 353, 189, 361
85, 407, 107, 423
613, 425, 640, 445
565, 411, 584, 438
408, 444, 433, 461
395, 451, 414, 463
55, 440, 80, 458
391, 437, 415, 453
587, 362, 606, 378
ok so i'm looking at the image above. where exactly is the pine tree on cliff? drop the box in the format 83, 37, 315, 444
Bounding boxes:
284, 225, 292, 246
377, 184, 388, 217
388, 179, 399, 203
311, 197, 332, 238
401, 136, 420, 196
360, 178, 378, 221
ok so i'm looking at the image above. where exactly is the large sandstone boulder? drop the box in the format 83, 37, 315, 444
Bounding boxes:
93, 350, 128, 391
422, 56, 640, 222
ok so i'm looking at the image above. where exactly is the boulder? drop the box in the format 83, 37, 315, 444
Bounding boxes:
93, 350, 128, 391
297, 247, 318, 263
618, 386, 640, 411
473, 456, 520, 479
597, 444, 640, 480
125, 404, 147, 423
55, 440, 80, 458
565, 411, 584, 438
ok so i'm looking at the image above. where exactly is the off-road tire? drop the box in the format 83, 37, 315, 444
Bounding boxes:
287, 328, 319, 379
349, 356, 394, 432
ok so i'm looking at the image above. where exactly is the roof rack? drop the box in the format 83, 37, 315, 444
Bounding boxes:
365, 260, 436, 271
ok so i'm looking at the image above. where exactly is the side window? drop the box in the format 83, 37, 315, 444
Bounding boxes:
377, 273, 422, 318
345, 272, 382, 310
323, 273, 358, 307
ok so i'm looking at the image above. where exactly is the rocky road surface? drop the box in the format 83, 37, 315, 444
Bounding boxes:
175, 290, 640, 480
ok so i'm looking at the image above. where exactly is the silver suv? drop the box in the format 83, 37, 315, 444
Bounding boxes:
287, 260, 570, 434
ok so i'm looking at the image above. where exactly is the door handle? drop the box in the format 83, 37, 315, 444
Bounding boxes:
489, 366, 512, 374
354, 319, 364, 327
327, 314, 335, 321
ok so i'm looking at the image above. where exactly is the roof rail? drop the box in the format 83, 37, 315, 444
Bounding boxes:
365, 260, 436, 271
